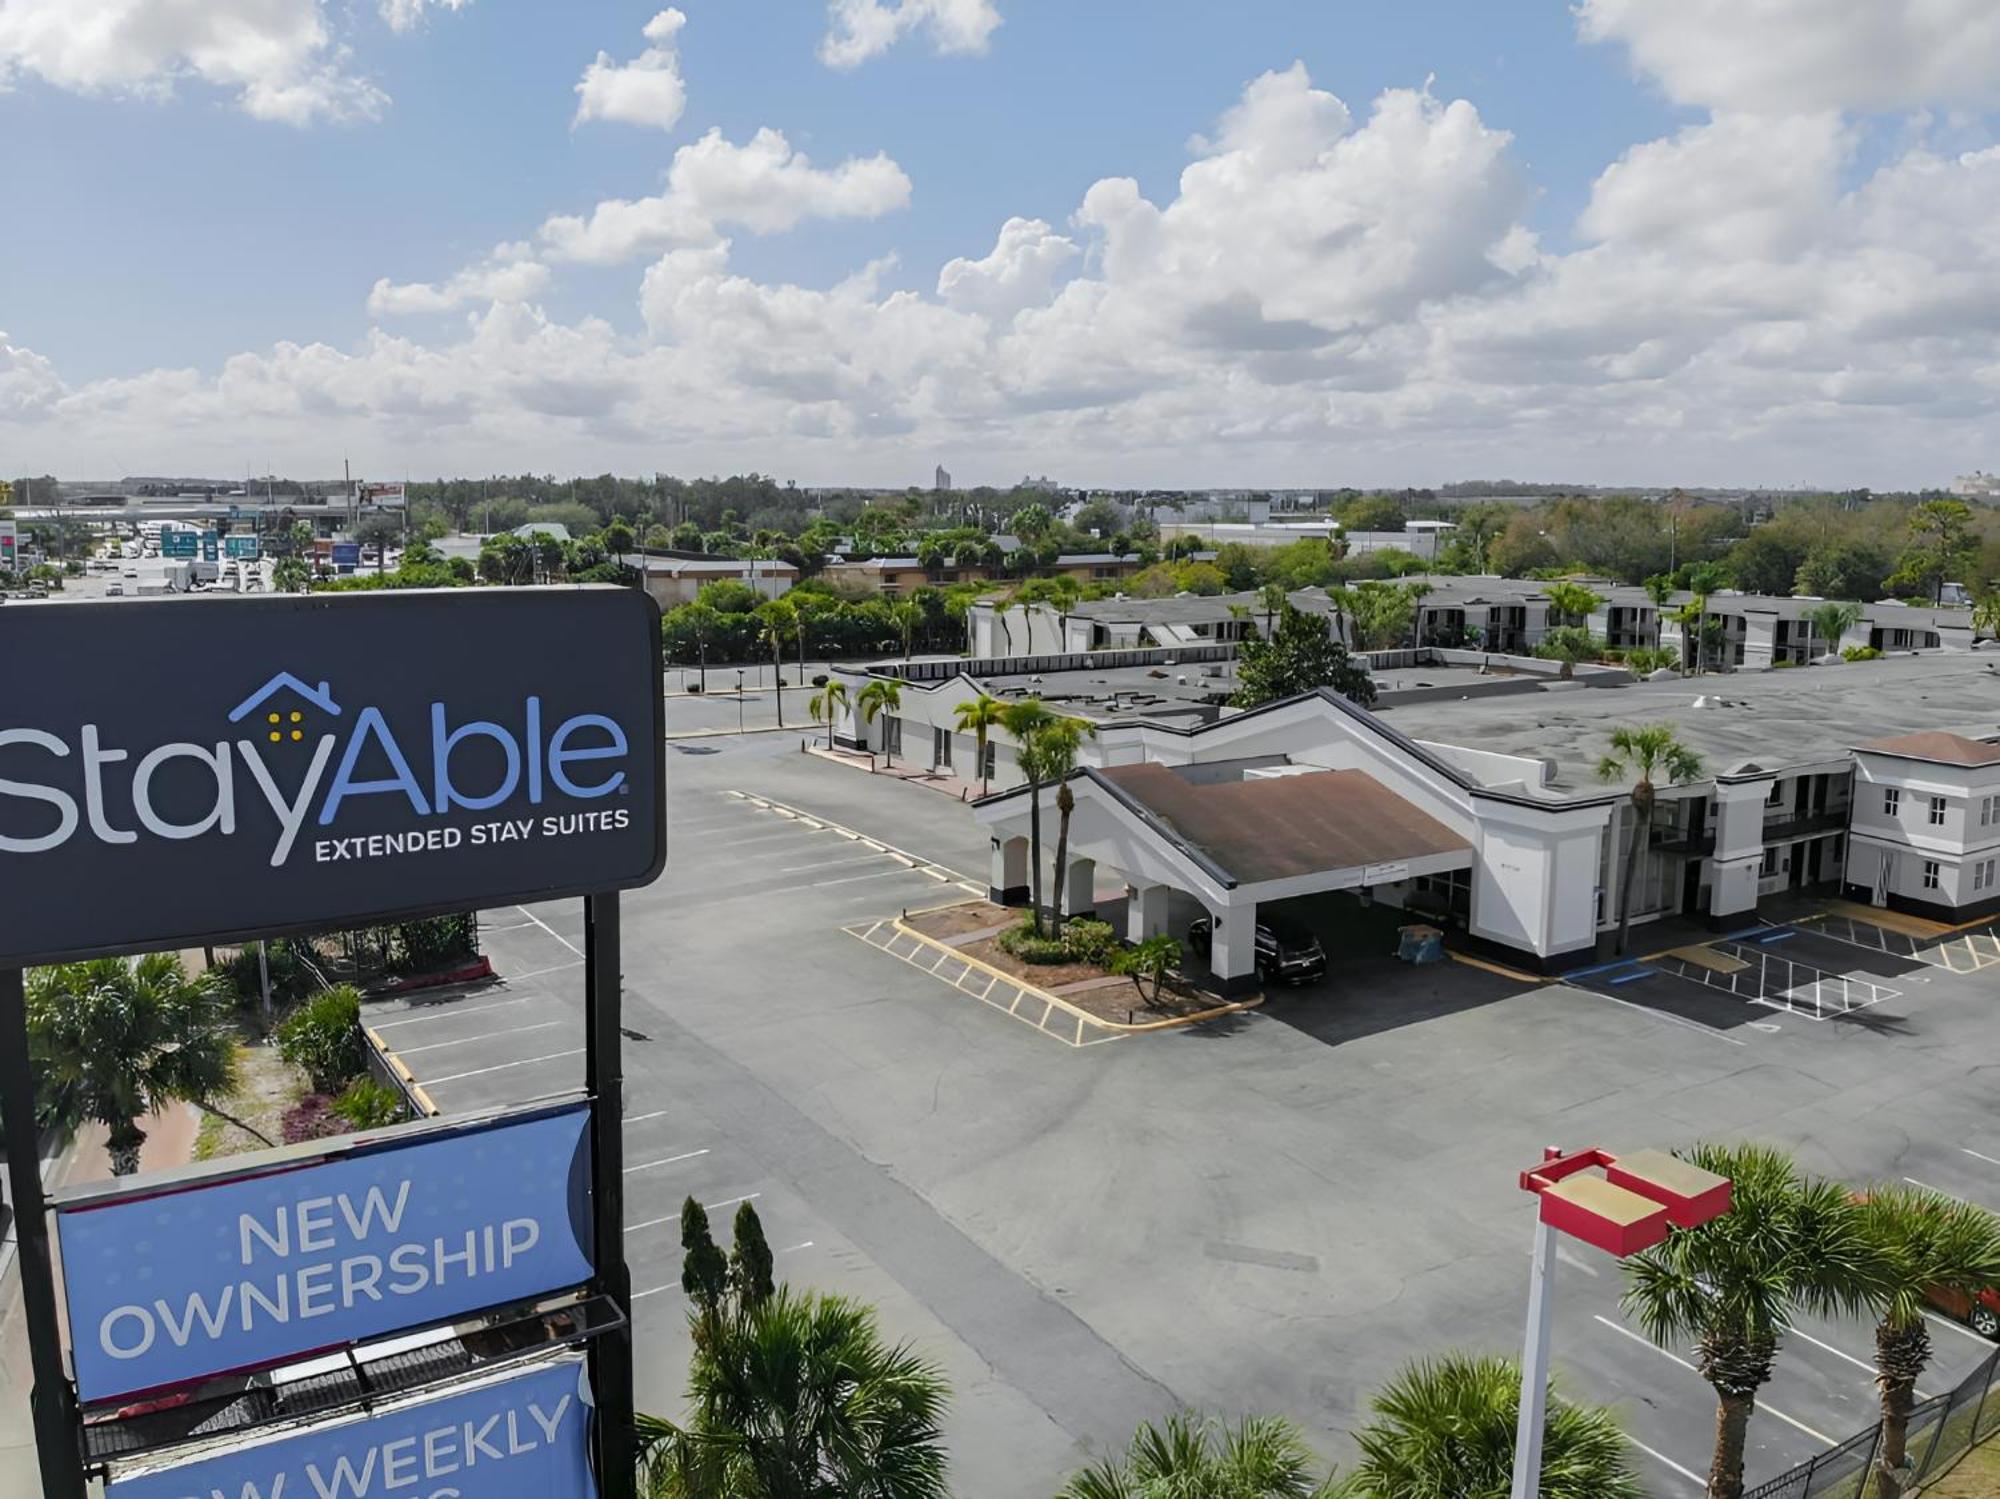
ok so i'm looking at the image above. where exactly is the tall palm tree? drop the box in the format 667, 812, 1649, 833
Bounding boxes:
1258, 582, 1287, 640
1596, 725, 1704, 954
1855, 1185, 2000, 1496
1349, 1353, 1640, 1499
1805, 600, 1861, 661
757, 599, 797, 728
1668, 600, 1705, 677
890, 599, 924, 660
1543, 581, 1604, 630
1001, 699, 1057, 933
1058, 1413, 1343, 1499
991, 594, 1017, 657
1042, 717, 1098, 940
808, 681, 849, 750
954, 692, 1006, 795
1622, 1143, 1882, 1499
1974, 590, 2000, 642
857, 679, 904, 766
27, 954, 271, 1175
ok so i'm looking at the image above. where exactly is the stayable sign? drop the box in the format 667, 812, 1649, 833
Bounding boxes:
106, 1358, 596, 1499
0, 587, 664, 966
56, 1105, 594, 1402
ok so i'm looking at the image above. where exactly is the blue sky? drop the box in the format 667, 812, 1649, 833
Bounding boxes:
2, 1, 1997, 486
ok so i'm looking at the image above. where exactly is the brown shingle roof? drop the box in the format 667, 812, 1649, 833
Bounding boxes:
1857, 731, 2000, 767
1096, 763, 1471, 885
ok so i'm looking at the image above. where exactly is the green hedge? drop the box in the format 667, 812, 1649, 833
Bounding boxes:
276, 986, 367, 1093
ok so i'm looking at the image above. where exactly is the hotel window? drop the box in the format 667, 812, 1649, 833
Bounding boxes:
1923, 860, 1941, 891
1766, 781, 1784, 807
1760, 848, 1779, 877
1929, 795, 1947, 827
1977, 861, 1990, 892
1883, 788, 1901, 817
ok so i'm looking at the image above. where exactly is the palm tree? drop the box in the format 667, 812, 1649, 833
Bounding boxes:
991, 593, 1017, 657
1058, 1413, 1343, 1499
857, 679, 904, 766
1349, 1353, 1640, 1499
27, 954, 271, 1175
1001, 699, 1057, 934
890, 599, 924, 661
954, 692, 1006, 795
1668, 600, 1705, 676
1643, 573, 1675, 650
1596, 725, 1704, 954
1258, 582, 1287, 640
1537, 625, 1597, 681
1855, 1185, 2000, 1496
808, 681, 849, 750
757, 599, 796, 728
1975, 590, 2000, 642
1805, 600, 1861, 661
1622, 1143, 1882, 1499
640, 1203, 950, 1499
1543, 581, 1604, 630
1041, 717, 1098, 940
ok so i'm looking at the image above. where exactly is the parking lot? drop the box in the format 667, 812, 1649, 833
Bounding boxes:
361, 735, 2000, 1497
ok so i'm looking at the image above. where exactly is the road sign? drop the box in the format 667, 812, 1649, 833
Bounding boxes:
162, 531, 198, 558
0, 520, 16, 571
57, 1104, 594, 1401
201, 530, 219, 562
225, 534, 261, 560
332, 541, 361, 570
105, 1358, 597, 1499
0, 588, 665, 967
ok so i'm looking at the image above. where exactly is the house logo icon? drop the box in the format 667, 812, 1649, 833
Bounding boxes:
228, 672, 343, 746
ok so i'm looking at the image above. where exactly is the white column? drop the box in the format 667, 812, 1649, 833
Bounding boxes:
1126, 883, 1171, 944
989, 836, 1029, 907
1060, 857, 1097, 917
1709, 779, 1769, 926
1208, 905, 1259, 995
1742, 615, 1777, 670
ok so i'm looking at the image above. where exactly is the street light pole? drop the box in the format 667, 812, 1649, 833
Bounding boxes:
736, 671, 745, 735
1510, 1147, 1733, 1499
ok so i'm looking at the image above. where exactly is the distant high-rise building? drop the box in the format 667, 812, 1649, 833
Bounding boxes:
934, 464, 953, 491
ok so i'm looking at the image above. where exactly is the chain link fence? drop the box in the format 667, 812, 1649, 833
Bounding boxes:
1744, 1346, 1997, 1498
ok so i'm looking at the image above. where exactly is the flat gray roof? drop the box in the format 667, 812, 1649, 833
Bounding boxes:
1377, 651, 2000, 787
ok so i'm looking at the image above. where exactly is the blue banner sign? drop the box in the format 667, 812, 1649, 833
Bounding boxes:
107, 1357, 597, 1499
58, 1106, 594, 1402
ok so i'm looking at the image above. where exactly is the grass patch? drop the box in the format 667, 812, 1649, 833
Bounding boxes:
1925, 1436, 2000, 1496
193, 1035, 309, 1162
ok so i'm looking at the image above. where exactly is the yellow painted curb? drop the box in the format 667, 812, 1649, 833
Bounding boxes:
1448, 951, 1545, 984
365, 1025, 443, 1118
888, 916, 1263, 1035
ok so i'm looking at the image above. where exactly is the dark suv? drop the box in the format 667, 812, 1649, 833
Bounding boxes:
1187, 914, 1327, 986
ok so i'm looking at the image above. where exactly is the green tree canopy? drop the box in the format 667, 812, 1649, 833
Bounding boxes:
1234, 603, 1376, 708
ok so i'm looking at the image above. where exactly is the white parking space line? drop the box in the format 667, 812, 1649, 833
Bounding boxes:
1903, 1176, 1995, 1209
371, 997, 528, 1030
507, 960, 585, 982
631, 1237, 813, 1300
1626, 1435, 1705, 1489
1572, 986, 1749, 1046
1592, 1316, 1834, 1445
627, 1192, 761, 1234
1925, 1310, 1994, 1346
1786, 1325, 1924, 1397
626, 1110, 669, 1124
1962, 1148, 2000, 1168
778, 854, 895, 874
808, 868, 932, 889
425, 1048, 585, 1085
515, 905, 583, 959
390, 1021, 565, 1057
625, 1149, 709, 1174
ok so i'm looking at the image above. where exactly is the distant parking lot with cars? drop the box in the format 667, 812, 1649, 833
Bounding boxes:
360, 730, 2000, 1497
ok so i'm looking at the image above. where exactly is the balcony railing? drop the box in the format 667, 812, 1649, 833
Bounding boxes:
1762, 808, 1848, 842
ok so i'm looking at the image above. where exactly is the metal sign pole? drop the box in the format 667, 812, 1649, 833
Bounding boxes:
583, 894, 636, 1499
0, 969, 87, 1499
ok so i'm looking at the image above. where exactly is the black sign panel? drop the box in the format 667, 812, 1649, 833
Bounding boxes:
0, 588, 664, 966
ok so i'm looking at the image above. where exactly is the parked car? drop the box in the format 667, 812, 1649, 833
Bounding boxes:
1187, 914, 1328, 986
1928, 1282, 2000, 1340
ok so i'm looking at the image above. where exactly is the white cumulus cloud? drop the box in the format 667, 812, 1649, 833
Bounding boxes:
1577, 0, 2000, 114
937, 217, 1079, 322
379, 0, 475, 34
0, 0, 388, 124
819, 0, 1000, 69
368, 247, 551, 317
573, 8, 688, 131
537, 126, 912, 264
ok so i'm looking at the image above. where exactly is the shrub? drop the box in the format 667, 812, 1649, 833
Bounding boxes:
276, 985, 366, 1092
220, 937, 322, 1007
997, 920, 1069, 964
1060, 919, 1118, 965
332, 1078, 406, 1130
388, 914, 477, 975
1842, 644, 1882, 661
281, 1094, 344, 1145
